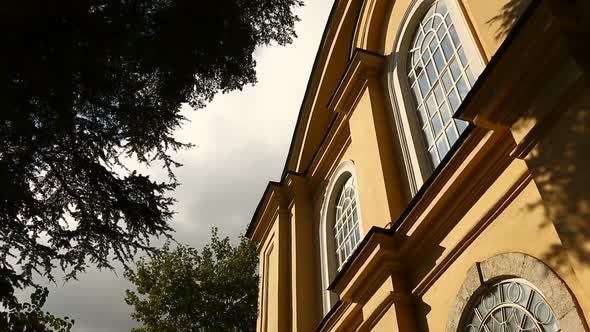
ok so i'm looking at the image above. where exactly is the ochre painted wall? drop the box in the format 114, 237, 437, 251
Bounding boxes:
370, 305, 399, 332
461, 0, 531, 60
419, 178, 590, 329
341, 86, 398, 232
258, 222, 278, 332
525, 87, 590, 318
383, 0, 413, 55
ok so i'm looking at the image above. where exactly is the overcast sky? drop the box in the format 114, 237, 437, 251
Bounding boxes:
38, 1, 334, 331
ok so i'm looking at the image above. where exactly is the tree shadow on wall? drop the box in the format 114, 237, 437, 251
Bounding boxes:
487, 0, 532, 40
488, 0, 590, 286
524, 93, 590, 278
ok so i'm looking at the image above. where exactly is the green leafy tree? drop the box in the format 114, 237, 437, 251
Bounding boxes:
125, 229, 259, 332
0, 287, 74, 332
0, 0, 300, 325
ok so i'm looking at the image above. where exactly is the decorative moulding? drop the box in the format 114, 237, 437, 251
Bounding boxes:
328, 49, 385, 115
249, 184, 284, 247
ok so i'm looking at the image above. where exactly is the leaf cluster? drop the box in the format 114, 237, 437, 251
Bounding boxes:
125, 229, 259, 332
0, 286, 74, 332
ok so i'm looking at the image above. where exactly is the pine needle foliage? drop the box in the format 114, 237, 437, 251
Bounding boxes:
0, 0, 301, 325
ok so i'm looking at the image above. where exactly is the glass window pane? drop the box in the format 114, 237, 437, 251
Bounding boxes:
426, 61, 437, 84
458, 46, 468, 66
456, 119, 468, 133
465, 66, 475, 85
448, 88, 461, 112
432, 15, 443, 30
420, 30, 431, 48
449, 57, 461, 80
440, 101, 451, 123
442, 70, 453, 91
456, 75, 469, 99
436, 22, 446, 40
418, 73, 430, 97
446, 125, 458, 146
424, 124, 434, 146
424, 17, 433, 30
449, 25, 461, 47
421, 47, 431, 64
415, 62, 424, 75
425, 3, 436, 19
433, 48, 445, 72
436, 136, 450, 157
429, 147, 440, 167
411, 83, 422, 104
445, 14, 452, 27
414, 30, 423, 49
417, 105, 428, 126
437, 1, 448, 15
441, 35, 454, 60
412, 50, 420, 67
433, 83, 444, 105
428, 35, 438, 53
432, 113, 443, 136
426, 94, 437, 116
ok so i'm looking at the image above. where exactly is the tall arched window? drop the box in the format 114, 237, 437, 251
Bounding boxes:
334, 177, 361, 269
407, 0, 474, 167
389, 0, 485, 194
319, 160, 363, 314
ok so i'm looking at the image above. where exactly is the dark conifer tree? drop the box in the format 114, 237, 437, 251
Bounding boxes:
0, 0, 301, 328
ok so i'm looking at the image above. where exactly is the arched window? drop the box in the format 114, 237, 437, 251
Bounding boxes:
407, 0, 473, 167
389, 0, 485, 194
447, 253, 586, 332
334, 177, 361, 270
462, 279, 560, 332
319, 160, 363, 314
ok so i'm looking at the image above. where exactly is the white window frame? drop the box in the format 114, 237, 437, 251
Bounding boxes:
387, 0, 485, 195
334, 177, 362, 270
319, 160, 363, 315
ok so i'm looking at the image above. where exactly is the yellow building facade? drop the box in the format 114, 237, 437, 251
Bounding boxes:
246, 0, 590, 331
